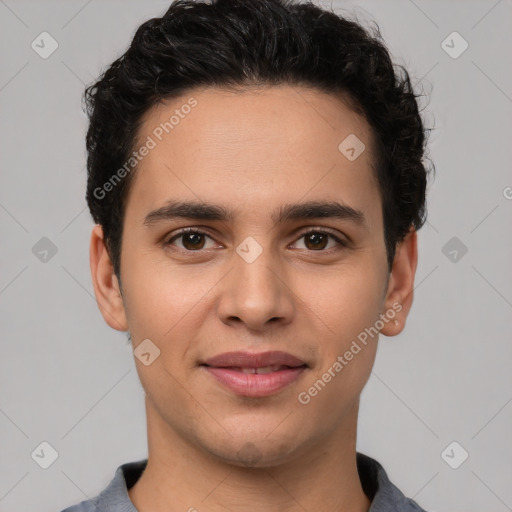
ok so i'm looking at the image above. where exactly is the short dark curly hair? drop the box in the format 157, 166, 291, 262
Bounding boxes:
84, 0, 432, 281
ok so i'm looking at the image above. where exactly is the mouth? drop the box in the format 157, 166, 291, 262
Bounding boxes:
200, 351, 308, 398
220, 364, 300, 374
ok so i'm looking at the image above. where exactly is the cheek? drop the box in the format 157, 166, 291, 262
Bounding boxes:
294, 269, 382, 419
120, 245, 206, 339
295, 261, 386, 346
119, 254, 221, 395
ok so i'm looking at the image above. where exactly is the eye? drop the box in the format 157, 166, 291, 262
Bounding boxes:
164, 227, 347, 253
291, 229, 347, 251
164, 228, 217, 251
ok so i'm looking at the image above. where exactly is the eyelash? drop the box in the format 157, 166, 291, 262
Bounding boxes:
163, 227, 348, 253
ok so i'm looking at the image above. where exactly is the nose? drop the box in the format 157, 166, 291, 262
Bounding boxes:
216, 243, 295, 332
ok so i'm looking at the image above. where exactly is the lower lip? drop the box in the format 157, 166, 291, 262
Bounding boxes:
203, 366, 307, 397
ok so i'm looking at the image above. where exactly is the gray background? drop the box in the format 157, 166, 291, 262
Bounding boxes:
1, 0, 511, 511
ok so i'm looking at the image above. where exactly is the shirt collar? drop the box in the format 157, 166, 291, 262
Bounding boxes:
87, 452, 427, 512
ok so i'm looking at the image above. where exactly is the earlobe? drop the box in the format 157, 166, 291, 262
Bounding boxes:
89, 224, 128, 332
380, 228, 418, 337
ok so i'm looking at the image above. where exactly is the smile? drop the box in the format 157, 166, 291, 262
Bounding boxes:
201, 351, 308, 397
203, 365, 307, 397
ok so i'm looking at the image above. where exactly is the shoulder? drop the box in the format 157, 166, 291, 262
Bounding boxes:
58, 459, 148, 512
357, 452, 431, 511
60, 500, 99, 512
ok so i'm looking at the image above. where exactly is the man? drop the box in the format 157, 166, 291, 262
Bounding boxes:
62, 0, 432, 510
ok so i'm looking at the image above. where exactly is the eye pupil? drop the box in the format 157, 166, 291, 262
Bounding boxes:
305, 232, 328, 250
183, 232, 205, 250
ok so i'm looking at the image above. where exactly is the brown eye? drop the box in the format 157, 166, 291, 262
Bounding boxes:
165, 229, 215, 251
180, 232, 206, 250
303, 232, 329, 250
293, 229, 346, 251
164, 227, 347, 253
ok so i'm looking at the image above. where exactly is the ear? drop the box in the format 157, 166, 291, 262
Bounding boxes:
380, 227, 418, 336
89, 224, 128, 331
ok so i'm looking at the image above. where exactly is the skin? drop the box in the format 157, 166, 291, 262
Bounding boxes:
90, 85, 418, 512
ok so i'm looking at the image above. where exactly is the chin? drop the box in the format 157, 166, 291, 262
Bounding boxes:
204, 434, 303, 469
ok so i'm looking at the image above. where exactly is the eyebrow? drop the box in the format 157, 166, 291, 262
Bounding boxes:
143, 199, 366, 227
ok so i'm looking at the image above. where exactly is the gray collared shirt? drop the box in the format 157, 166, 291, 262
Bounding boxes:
60, 452, 429, 511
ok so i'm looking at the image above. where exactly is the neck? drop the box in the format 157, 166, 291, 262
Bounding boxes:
128, 398, 371, 512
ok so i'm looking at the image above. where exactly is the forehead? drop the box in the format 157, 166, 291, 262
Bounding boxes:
125, 85, 380, 227
137, 84, 372, 155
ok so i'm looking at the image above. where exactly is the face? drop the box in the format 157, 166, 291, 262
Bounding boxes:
91, 85, 415, 468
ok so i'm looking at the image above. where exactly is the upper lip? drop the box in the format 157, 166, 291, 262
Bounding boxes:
202, 350, 307, 368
